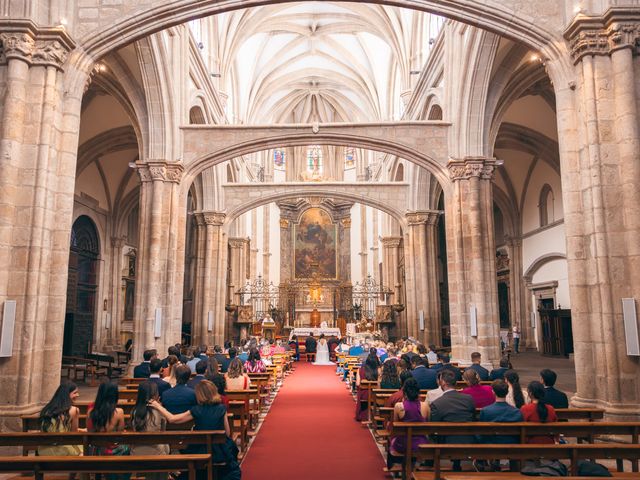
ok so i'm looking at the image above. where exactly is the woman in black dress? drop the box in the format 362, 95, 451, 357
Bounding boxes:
149, 380, 240, 480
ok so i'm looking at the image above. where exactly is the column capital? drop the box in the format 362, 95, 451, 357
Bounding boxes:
228, 237, 249, 248
565, 10, 640, 64
136, 161, 183, 183
279, 218, 290, 229
340, 217, 352, 228
202, 211, 226, 226
111, 236, 126, 249
0, 21, 75, 70
448, 157, 497, 181
381, 236, 402, 248
406, 210, 441, 226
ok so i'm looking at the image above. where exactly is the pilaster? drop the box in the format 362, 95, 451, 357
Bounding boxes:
381, 236, 404, 336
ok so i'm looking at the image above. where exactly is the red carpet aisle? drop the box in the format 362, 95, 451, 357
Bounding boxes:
241, 362, 387, 479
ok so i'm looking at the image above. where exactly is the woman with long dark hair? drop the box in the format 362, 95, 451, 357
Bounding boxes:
130, 382, 169, 479
150, 380, 241, 480
520, 381, 558, 444
87, 380, 127, 467
244, 348, 266, 373
355, 353, 380, 421
380, 360, 401, 390
38, 381, 82, 456
504, 369, 529, 408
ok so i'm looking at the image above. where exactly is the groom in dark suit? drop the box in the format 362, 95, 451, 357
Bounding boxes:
305, 334, 317, 362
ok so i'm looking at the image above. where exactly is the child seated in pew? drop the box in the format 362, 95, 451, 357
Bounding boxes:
149, 380, 241, 480
38, 381, 82, 457
130, 382, 169, 480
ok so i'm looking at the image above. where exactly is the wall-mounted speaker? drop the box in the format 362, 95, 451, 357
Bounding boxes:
208, 311, 214, 332
418, 310, 425, 331
470, 305, 478, 337
622, 298, 639, 356
154, 308, 162, 339
0, 300, 17, 357
531, 311, 536, 329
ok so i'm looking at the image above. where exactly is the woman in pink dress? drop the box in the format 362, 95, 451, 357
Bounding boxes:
460, 369, 495, 408
244, 348, 267, 373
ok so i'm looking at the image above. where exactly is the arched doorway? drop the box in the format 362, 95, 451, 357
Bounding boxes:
63, 216, 100, 357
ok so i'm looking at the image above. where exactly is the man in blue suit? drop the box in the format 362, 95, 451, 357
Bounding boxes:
148, 358, 171, 396
540, 369, 569, 408
133, 349, 157, 378
187, 360, 208, 389
161, 364, 197, 414
410, 355, 438, 389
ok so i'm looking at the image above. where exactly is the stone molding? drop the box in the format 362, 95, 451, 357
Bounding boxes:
194, 211, 225, 226
447, 157, 496, 181
136, 162, 184, 183
228, 237, 249, 249
0, 21, 75, 70
381, 236, 402, 248
340, 218, 352, 228
406, 210, 440, 226
565, 9, 640, 64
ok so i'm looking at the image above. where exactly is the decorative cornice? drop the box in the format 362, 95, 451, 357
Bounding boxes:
447, 157, 497, 181
136, 161, 184, 183
564, 9, 640, 64
0, 21, 75, 70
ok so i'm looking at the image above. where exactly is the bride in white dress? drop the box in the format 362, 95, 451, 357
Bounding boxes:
313, 334, 333, 365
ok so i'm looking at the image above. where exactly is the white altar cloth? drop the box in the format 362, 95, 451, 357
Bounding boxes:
289, 327, 341, 340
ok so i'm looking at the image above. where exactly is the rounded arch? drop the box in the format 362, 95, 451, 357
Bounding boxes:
427, 104, 443, 120
189, 105, 206, 125
222, 188, 407, 231
182, 132, 450, 189
523, 252, 566, 279
70, 215, 101, 257
77, 1, 566, 63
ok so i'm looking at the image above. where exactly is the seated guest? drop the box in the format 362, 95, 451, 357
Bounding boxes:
149, 381, 241, 480
225, 358, 252, 390
476, 379, 524, 472
245, 348, 267, 373
224, 347, 238, 373
380, 359, 401, 389
426, 371, 445, 404
461, 369, 495, 408
416, 343, 428, 358
130, 382, 169, 480
187, 359, 208, 389
289, 335, 300, 361
161, 345, 186, 368
433, 353, 462, 382
87, 381, 126, 457
348, 341, 364, 356
385, 370, 415, 408
186, 347, 202, 373
273, 339, 286, 354
208, 373, 229, 407
205, 357, 220, 377
465, 351, 489, 381
504, 369, 530, 408
426, 344, 438, 364
38, 381, 82, 456
430, 370, 476, 471
148, 358, 171, 396
134, 349, 157, 378
213, 345, 229, 372
489, 357, 511, 380
521, 381, 558, 444
160, 364, 197, 414
411, 355, 438, 390
540, 368, 569, 409
355, 353, 379, 421
387, 378, 430, 469
162, 355, 179, 387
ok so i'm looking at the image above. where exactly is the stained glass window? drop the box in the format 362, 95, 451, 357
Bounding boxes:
306, 145, 323, 174
273, 148, 286, 170
345, 147, 355, 169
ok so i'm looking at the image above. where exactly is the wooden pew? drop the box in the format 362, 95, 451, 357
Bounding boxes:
388, 422, 640, 480
412, 444, 640, 480
0, 454, 210, 480
75, 399, 136, 415
225, 389, 260, 430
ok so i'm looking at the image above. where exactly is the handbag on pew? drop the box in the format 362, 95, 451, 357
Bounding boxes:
521, 459, 568, 476
575, 460, 612, 477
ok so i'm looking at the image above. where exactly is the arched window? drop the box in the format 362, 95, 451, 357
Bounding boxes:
273, 148, 286, 170
189, 106, 206, 124
306, 145, 323, 174
428, 104, 443, 120
344, 147, 355, 169
539, 184, 554, 227
394, 163, 404, 181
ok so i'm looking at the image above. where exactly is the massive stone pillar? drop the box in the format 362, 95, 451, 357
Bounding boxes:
133, 162, 186, 362
381, 236, 404, 336
405, 212, 441, 345
0, 25, 83, 427
228, 237, 249, 304
445, 157, 501, 367
554, 14, 640, 419
192, 212, 226, 346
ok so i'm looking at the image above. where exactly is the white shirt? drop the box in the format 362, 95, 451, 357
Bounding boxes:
426, 351, 438, 364
427, 387, 444, 404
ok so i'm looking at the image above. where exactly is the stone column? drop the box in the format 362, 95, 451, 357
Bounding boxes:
425, 212, 442, 345
0, 26, 80, 428
359, 205, 369, 279
228, 237, 249, 305
277, 202, 297, 282
262, 205, 271, 281
445, 157, 501, 368
133, 162, 185, 362
381, 237, 404, 336
506, 238, 528, 349
192, 212, 226, 346
371, 210, 380, 281
107, 237, 126, 347
556, 15, 640, 419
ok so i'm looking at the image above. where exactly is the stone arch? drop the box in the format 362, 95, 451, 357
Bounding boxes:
539, 183, 554, 227
222, 187, 407, 231
428, 104, 443, 120
75, 1, 567, 64
523, 252, 567, 279
182, 130, 451, 189
189, 105, 206, 125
